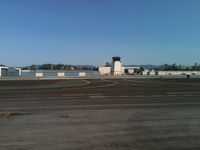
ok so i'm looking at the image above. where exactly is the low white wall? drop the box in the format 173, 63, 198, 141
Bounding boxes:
35, 72, 43, 77
142, 70, 149, 75
142, 70, 155, 75
158, 71, 200, 76
158, 71, 167, 75
149, 71, 155, 75
57, 72, 65, 77
79, 72, 86, 77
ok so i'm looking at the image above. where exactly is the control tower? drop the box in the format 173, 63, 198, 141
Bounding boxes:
111, 56, 123, 76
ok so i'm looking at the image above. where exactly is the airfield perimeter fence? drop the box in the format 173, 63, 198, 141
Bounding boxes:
21, 70, 100, 78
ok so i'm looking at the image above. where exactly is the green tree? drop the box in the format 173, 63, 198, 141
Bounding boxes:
39, 64, 53, 70
105, 62, 111, 67
124, 69, 129, 74
30, 64, 37, 71
133, 67, 144, 75
55, 64, 65, 70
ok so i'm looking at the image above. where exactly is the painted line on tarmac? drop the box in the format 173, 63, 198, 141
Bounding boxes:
62, 93, 103, 97
1, 96, 101, 101
0, 142, 35, 146
166, 92, 200, 94
120, 82, 160, 87
90, 95, 105, 98
83, 80, 118, 89
28, 98, 45, 100
151, 95, 162, 97
3, 98, 21, 101
60, 80, 118, 90
0, 94, 199, 101
135, 95, 146, 97
89, 94, 200, 99
123, 79, 200, 86
1, 102, 200, 110
166, 95, 179, 97
0, 97, 63, 101
121, 80, 161, 87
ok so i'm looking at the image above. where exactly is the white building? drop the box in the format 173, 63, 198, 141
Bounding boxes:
0, 66, 8, 77
124, 66, 140, 74
98, 57, 200, 77
158, 71, 200, 76
0, 67, 21, 77
99, 57, 124, 76
111, 57, 123, 76
15, 68, 22, 76
99, 67, 111, 75
142, 69, 156, 75
142, 70, 200, 76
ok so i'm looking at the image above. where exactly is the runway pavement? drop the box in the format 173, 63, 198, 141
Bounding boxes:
1, 78, 200, 150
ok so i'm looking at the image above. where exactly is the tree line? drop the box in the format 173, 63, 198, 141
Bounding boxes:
2, 63, 200, 71
22, 64, 98, 71
156, 63, 200, 71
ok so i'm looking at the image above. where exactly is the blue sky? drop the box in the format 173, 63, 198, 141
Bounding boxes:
1, 0, 200, 67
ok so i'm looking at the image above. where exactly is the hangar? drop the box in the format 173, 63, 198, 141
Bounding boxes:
0, 67, 21, 77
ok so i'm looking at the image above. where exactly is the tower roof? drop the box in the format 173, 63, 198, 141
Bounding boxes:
112, 57, 121, 61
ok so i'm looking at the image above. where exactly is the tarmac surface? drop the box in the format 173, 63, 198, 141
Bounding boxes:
1, 78, 200, 150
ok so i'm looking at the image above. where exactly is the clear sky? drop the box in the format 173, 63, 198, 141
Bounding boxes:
1, 0, 200, 67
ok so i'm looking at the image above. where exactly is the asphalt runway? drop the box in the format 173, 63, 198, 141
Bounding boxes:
1, 78, 200, 150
